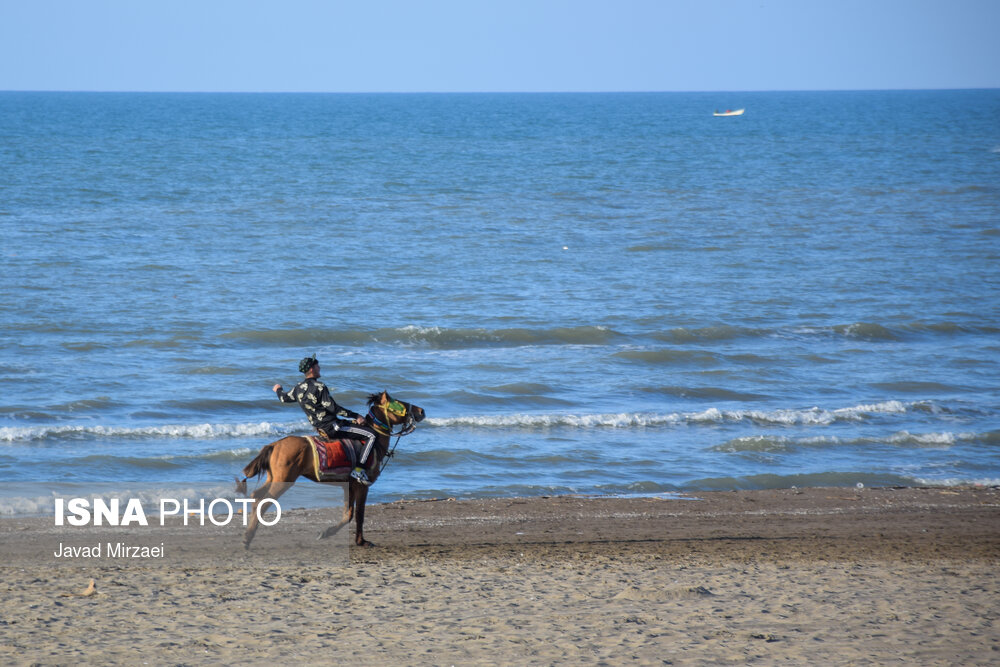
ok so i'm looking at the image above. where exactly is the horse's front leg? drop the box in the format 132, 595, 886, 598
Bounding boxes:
316, 482, 354, 540
354, 483, 374, 547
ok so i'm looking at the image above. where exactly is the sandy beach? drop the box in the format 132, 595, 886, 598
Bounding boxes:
2, 486, 998, 665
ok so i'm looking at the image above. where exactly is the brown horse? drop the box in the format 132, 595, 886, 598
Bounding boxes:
236, 390, 425, 549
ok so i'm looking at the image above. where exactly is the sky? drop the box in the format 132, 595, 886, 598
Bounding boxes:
1, 0, 998, 93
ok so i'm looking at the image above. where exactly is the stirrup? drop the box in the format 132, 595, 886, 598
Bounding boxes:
350, 467, 371, 486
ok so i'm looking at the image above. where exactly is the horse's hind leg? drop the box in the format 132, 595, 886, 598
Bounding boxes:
242, 476, 294, 550
241, 479, 269, 549
240, 436, 312, 550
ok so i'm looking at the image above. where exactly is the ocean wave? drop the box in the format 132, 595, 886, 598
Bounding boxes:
220, 327, 374, 347
438, 389, 573, 408
0, 421, 301, 443
483, 382, 559, 395
0, 401, 948, 444
164, 398, 281, 413
640, 385, 771, 402
399, 447, 591, 468
0, 483, 237, 517
221, 324, 620, 349
38, 397, 117, 413
67, 448, 257, 469
393, 472, 1000, 498
869, 381, 968, 394
712, 429, 985, 453
628, 321, 993, 348
613, 321, 993, 356
651, 325, 770, 344
426, 412, 682, 429
911, 476, 1000, 488
426, 401, 918, 430
795, 321, 999, 341
833, 322, 899, 341
613, 349, 718, 365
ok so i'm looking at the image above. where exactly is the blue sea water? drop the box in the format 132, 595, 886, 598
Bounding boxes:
1, 90, 999, 511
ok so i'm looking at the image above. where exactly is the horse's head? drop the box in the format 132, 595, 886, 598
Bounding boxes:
366, 390, 426, 435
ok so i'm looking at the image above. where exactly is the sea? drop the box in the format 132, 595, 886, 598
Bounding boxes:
2, 89, 999, 513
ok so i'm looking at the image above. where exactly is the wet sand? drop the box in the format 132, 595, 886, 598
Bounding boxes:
2, 486, 998, 665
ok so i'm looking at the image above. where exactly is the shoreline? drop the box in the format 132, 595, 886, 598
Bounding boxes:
362, 484, 1000, 547
2, 486, 998, 665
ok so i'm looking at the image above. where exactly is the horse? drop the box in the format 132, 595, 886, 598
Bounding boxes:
236, 390, 425, 549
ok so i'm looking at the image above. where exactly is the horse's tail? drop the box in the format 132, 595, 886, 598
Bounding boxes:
241, 442, 275, 481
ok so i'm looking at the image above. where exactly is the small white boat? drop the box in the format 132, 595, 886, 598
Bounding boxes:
713, 108, 745, 117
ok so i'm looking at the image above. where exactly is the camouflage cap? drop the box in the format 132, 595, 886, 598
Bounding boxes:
298, 354, 318, 373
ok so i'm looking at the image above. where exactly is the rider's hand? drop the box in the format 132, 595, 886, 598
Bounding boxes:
272, 384, 282, 393
354, 416, 364, 424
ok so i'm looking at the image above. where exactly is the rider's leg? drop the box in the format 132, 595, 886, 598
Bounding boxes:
320, 424, 376, 485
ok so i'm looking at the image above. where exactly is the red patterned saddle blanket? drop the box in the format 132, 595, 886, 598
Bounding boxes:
307, 436, 355, 480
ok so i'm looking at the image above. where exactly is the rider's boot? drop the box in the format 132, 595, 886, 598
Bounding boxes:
350, 467, 371, 486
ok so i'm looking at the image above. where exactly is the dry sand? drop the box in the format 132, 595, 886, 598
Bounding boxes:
2, 486, 998, 665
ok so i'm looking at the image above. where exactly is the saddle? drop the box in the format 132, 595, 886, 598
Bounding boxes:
307, 436, 356, 482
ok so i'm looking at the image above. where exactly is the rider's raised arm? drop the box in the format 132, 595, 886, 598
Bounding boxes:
274, 383, 298, 403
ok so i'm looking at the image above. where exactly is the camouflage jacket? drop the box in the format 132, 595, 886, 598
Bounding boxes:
275, 378, 361, 434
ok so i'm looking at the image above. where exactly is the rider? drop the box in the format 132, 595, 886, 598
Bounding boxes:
272, 354, 376, 486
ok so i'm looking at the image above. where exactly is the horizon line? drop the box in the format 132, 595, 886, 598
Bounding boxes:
2, 86, 997, 95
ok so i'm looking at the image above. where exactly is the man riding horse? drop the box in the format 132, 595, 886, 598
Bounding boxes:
239, 388, 424, 548
272, 354, 377, 486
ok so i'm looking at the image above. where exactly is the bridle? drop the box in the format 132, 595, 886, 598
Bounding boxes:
367, 399, 416, 437
366, 396, 418, 473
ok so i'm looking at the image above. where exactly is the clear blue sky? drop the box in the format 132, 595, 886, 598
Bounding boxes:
1, 0, 997, 92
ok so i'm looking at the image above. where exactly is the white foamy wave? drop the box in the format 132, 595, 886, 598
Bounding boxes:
713, 435, 833, 452
0, 401, 923, 443
0, 493, 59, 517
392, 325, 445, 340
427, 401, 919, 430
427, 412, 684, 429
0, 483, 235, 517
714, 430, 978, 453
148, 447, 256, 462
688, 407, 837, 425
0, 421, 303, 443
887, 431, 963, 447
912, 477, 1000, 488
834, 400, 908, 415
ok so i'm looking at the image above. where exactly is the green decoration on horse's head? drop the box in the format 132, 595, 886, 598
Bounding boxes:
385, 400, 406, 417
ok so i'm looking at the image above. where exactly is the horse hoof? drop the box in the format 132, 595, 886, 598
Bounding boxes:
356, 540, 376, 548
317, 525, 343, 540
